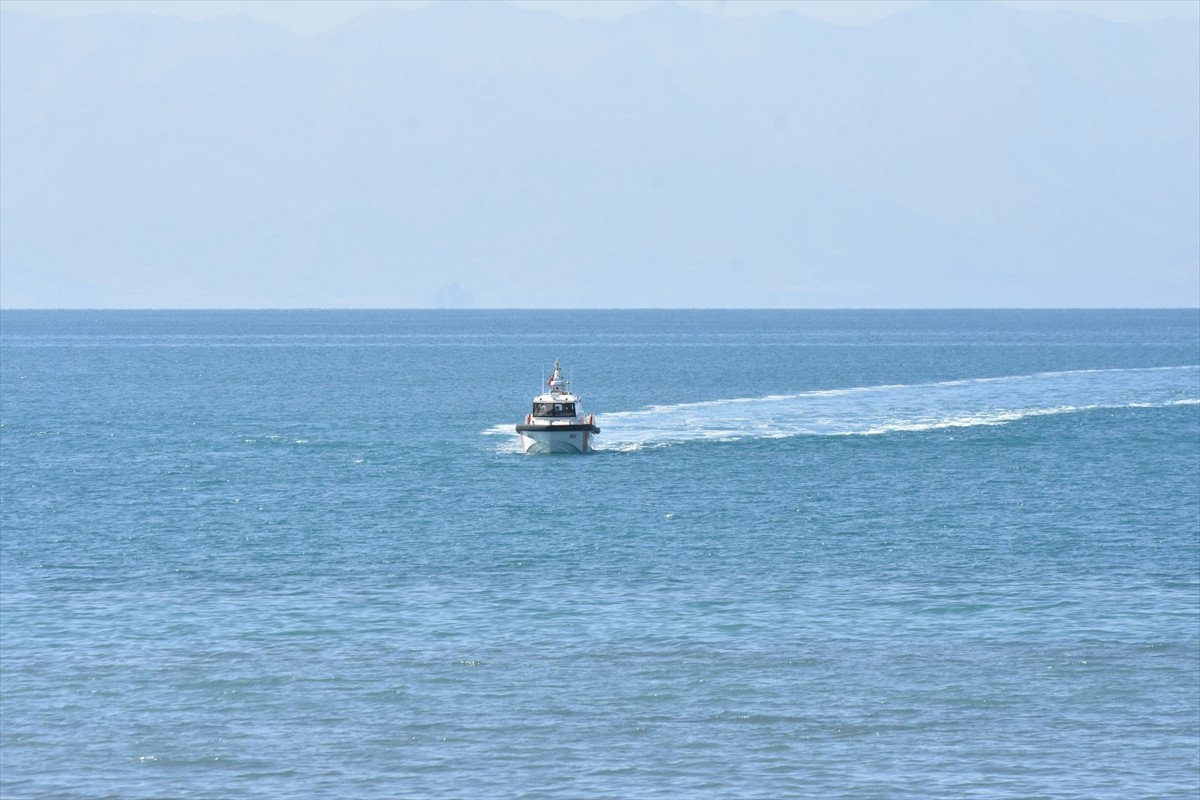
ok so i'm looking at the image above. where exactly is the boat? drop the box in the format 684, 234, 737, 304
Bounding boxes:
516, 360, 600, 454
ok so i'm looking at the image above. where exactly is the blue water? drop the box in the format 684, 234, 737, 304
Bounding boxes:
2, 309, 1198, 799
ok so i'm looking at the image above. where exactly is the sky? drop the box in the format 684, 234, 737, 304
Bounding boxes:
2, 0, 1199, 31
1, 0, 1197, 308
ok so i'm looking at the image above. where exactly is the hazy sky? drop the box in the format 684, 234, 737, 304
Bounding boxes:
3, 0, 1198, 34
1, 0, 1197, 308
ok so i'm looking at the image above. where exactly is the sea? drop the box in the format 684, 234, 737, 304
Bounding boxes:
1, 309, 1197, 800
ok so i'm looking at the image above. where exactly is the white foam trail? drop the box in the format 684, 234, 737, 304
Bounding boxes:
484, 367, 1200, 452
483, 423, 524, 454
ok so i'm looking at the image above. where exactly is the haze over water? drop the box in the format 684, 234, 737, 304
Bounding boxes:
1, 0, 1197, 308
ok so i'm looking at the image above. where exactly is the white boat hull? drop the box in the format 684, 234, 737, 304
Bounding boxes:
518, 426, 595, 454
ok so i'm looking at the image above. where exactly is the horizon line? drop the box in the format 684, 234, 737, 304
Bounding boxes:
3, 306, 1198, 313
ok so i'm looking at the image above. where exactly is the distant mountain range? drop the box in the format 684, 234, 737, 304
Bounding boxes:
2, 1, 1197, 307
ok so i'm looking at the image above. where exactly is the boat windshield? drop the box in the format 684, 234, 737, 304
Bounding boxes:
533, 402, 576, 418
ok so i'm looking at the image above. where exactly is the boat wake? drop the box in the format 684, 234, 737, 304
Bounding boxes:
484, 366, 1199, 453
